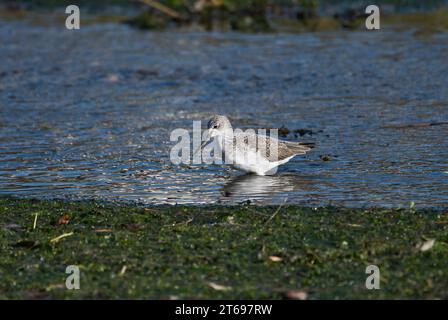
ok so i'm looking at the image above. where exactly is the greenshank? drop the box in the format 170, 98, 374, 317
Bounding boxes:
197, 115, 314, 175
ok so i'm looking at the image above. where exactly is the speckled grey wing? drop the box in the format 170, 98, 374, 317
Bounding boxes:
260, 135, 314, 162
233, 132, 314, 162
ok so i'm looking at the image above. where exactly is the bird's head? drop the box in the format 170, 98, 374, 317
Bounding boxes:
206, 115, 233, 138
193, 115, 233, 157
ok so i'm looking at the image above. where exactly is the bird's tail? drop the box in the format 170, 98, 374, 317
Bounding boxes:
286, 141, 315, 154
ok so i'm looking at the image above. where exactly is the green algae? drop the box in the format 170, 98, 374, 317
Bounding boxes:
0, 198, 447, 299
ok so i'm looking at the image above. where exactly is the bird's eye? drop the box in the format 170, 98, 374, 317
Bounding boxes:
213, 125, 218, 129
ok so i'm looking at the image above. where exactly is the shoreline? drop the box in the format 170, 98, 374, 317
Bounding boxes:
1, 6, 447, 34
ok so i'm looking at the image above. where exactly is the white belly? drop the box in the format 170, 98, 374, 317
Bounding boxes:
231, 150, 294, 176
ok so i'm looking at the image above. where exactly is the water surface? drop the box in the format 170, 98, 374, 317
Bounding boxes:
1, 19, 447, 207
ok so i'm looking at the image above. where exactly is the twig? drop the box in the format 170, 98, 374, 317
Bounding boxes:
244, 206, 271, 217
95, 229, 113, 233
135, 0, 185, 20
119, 265, 127, 276
33, 212, 39, 230
265, 198, 288, 225
50, 232, 74, 243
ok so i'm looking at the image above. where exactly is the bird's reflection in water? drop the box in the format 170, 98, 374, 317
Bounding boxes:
220, 173, 312, 202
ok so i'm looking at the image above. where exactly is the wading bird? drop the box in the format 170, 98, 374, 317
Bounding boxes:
196, 115, 314, 175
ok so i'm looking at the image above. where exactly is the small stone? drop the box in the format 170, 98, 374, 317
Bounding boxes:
294, 128, 314, 136
278, 126, 290, 137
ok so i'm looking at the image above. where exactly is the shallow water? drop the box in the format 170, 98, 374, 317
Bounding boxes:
0, 19, 447, 207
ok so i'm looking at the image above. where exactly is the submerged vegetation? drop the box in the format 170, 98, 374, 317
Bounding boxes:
3, 0, 448, 32
1, 198, 447, 299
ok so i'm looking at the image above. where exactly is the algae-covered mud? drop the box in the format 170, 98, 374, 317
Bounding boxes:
0, 18, 447, 206
1, 198, 447, 299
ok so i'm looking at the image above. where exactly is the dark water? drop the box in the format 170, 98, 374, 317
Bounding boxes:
1, 19, 447, 207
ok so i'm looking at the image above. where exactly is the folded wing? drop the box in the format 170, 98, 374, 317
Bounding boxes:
233, 132, 314, 162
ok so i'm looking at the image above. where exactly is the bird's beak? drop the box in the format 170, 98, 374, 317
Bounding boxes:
193, 129, 211, 157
